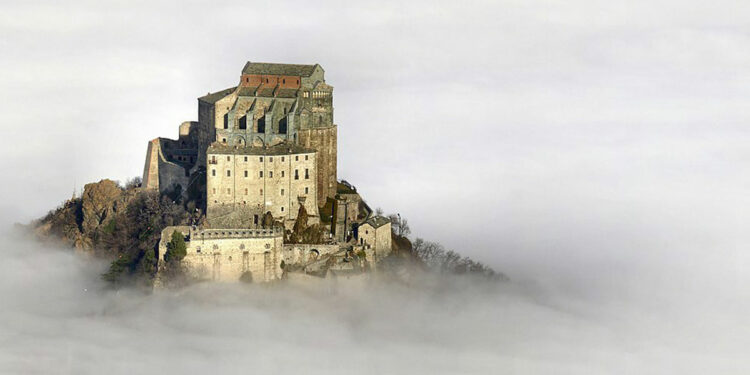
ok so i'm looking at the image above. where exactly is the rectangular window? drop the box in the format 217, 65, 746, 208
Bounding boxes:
295, 156, 299, 161
244, 156, 248, 162
212, 188, 216, 194
269, 157, 273, 162
212, 169, 216, 176
227, 188, 231, 194
304, 168, 309, 179
227, 156, 230, 161
304, 187, 309, 194
281, 171, 285, 178
281, 207, 284, 212
269, 171, 273, 178
259, 189, 263, 195
259, 157, 263, 162
259, 171, 263, 178
305, 155, 308, 161
227, 170, 231, 177
244, 171, 248, 178
294, 169, 299, 180
281, 157, 285, 162
281, 189, 284, 196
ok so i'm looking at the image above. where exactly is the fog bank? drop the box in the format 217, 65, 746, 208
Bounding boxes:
1, 230, 747, 374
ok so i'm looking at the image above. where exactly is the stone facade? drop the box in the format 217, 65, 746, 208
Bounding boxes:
205, 142, 318, 228
356, 216, 392, 263
159, 226, 284, 283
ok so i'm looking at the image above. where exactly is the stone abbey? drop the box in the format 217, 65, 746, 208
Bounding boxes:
142, 62, 391, 283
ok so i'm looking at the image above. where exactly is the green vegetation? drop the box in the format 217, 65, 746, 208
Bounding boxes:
164, 231, 187, 263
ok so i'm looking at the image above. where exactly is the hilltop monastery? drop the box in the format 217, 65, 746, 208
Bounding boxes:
142, 62, 392, 283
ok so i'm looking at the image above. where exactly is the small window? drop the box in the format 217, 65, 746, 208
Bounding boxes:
269, 171, 273, 178
227, 188, 231, 194
304, 168, 309, 179
227, 156, 230, 161
281, 171, 285, 178
304, 187, 309, 194
295, 156, 299, 161
245, 188, 248, 195
259, 157, 263, 162
281, 157, 285, 162
294, 169, 299, 180
212, 169, 216, 176
222, 138, 227, 143
244, 156, 248, 162
227, 170, 231, 177
244, 171, 248, 178
305, 155, 309, 161
281, 207, 284, 212
269, 157, 273, 162
266, 78, 269, 83
259, 171, 263, 178
281, 189, 284, 196
283, 78, 286, 84
212, 188, 216, 194
259, 189, 263, 195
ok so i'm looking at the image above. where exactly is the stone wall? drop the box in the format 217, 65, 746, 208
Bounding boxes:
206, 148, 318, 227
298, 125, 337, 206
358, 221, 392, 263
282, 243, 340, 266
142, 138, 191, 195
159, 226, 284, 283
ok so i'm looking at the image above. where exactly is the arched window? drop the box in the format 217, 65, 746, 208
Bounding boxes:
223, 113, 229, 129
257, 116, 265, 133
279, 118, 287, 134
239, 115, 247, 130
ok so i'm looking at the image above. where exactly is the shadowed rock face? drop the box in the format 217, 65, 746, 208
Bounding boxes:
81, 179, 123, 234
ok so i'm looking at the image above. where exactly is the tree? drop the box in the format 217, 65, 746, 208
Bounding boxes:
164, 231, 187, 263
388, 213, 411, 237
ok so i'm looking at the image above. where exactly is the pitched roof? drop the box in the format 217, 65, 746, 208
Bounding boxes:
242, 62, 319, 77
198, 87, 236, 104
363, 216, 390, 229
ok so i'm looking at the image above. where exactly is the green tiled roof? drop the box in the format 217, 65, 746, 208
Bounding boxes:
242, 62, 319, 77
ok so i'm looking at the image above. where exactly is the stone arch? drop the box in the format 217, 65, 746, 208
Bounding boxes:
235, 136, 246, 146
252, 136, 265, 147
309, 249, 320, 261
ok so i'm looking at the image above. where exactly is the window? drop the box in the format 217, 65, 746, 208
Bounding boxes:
227, 188, 231, 194
211, 169, 216, 176
222, 138, 227, 143
259, 189, 263, 195
294, 169, 299, 180
223, 113, 228, 129
295, 155, 299, 161
269, 171, 273, 178
239, 115, 247, 130
212, 188, 216, 194
281, 189, 284, 196
281, 207, 284, 212
269, 157, 273, 162
244, 156, 248, 162
259, 171, 263, 178
283, 78, 286, 84
227, 156, 230, 161
244, 188, 248, 195
304, 187, 309, 194
211, 156, 216, 163
305, 155, 309, 161
227, 170, 231, 177
281, 171, 285, 177
281, 157, 285, 162
244, 171, 248, 178
305, 168, 309, 179
259, 157, 263, 162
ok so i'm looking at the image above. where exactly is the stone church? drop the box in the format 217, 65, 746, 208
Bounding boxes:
143, 62, 391, 283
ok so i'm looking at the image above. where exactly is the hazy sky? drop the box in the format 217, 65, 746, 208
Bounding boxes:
1, 1, 749, 372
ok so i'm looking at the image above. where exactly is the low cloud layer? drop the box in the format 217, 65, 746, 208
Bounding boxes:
1, 229, 747, 374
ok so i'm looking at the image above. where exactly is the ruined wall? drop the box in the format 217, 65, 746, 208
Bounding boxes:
159, 226, 284, 283
282, 244, 339, 266
298, 125, 337, 207
142, 138, 191, 194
